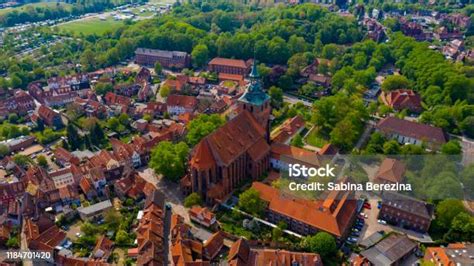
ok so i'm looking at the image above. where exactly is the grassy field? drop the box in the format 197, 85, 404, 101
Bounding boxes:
56, 17, 124, 35
0, 2, 72, 16
305, 127, 328, 148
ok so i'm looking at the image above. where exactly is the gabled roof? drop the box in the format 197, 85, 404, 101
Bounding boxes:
382, 89, 422, 112
166, 94, 198, 109
228, 238, 250, 264
271, 115, 305, 143
376, 117, 447, 144
191, 110, 267, 167
203, 231, 224, 260
375, 158, 406, 183
209, 58, 247, 69
251, 181, 357, 237
38, 105, 59, 121
360, 234, 417, 265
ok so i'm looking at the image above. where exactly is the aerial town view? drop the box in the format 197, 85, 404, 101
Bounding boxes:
0, 0, 473, 265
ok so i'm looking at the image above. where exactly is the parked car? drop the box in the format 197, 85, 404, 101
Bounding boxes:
364, 203, 371, 209
360, 212, 368, 219
348, 237, 358, 242
351, 231, 360, 237
377, 219, 387, 225
354, 224, 364, 230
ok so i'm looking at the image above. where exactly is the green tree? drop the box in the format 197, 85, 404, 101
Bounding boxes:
291, 134, 304, 148
237, 188, 265, 217
8, 113, 18, 124
80, 49, 96, 71
441, 140, 462, 155
303, 232, 337, 259
0, 144, 9, 158
6, 236, 19, 248
268, 86, 283, 109
154, 62, 162, 75
66, 124, 82, 150
191, 44, 209, 68
159, 85, 171, 98
143, 114, 153, 122
81, 222, 99, 236
460, 116, 474, 138
115, 230, 130, 246
444, 212, 474, 242
434, 199, 467, 230
104, 209, 122, 232
94, 82, 113, 96
90, 123, 106, 147
383, 140, 401, 155
118, 113, 129, 125
186, 114, 224, 146
272, 226, 282, 242
36, 155, 48, 168
36, 119, 45, 132
107, 117, 121, 132
381, 75, 410, 91
149, 141, 189, 181
13, 154, 31, 167
184, 192, 202, 208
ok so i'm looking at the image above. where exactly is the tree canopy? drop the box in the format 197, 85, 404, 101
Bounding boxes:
149, 141, 189, 182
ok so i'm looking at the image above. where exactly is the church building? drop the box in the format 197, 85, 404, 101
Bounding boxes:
180, 62, 272, 205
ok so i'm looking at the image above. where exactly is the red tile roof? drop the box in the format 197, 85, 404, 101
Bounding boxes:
209, 58, 247, 69
203, 231, 224, 260
251, 181, 357, 237
188, 206, 215, 226
54, 147, 80, 165
271, 115, 305, 143
375, 158, 406, 183
190, 110, 268, 167
166, 94, 198, 109
381, 89, 422, 112
376, 117, 447, 145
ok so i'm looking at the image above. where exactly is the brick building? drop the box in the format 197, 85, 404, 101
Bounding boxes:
135, 48, 191, 69
252, 181, 357, 239
34, 105, 63, 128
208, 57, 250, 76
379, 192, 434, 233
181, 62, 271, 204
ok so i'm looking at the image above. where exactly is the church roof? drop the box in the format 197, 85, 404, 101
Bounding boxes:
191, 110, 268, 168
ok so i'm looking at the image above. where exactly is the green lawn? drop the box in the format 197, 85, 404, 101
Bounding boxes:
0, 2, 72, 16
305, 127, 328, 148
56, 17, 124, 35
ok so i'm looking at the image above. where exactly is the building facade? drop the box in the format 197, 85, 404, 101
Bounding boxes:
135, 48, 191, 69
208, 57, 250, 76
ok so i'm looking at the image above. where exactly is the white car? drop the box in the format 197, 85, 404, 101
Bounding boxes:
75, 233, 82, 237
360, 212, 368, 219
377, 219, 387, 225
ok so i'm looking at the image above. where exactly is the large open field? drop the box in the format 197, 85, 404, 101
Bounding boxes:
56, 17, 124, 35
0, 2, 72, 16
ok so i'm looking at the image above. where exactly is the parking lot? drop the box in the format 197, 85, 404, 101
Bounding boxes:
356, 197, 433, 244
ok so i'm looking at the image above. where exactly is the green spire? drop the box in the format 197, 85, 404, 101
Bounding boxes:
238, 58, 269, 106
249, 59, 259, 78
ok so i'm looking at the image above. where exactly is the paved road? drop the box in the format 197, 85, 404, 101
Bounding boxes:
283, 94, 313, 107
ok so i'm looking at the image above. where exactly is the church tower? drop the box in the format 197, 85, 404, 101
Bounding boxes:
238, 60, 271, 140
